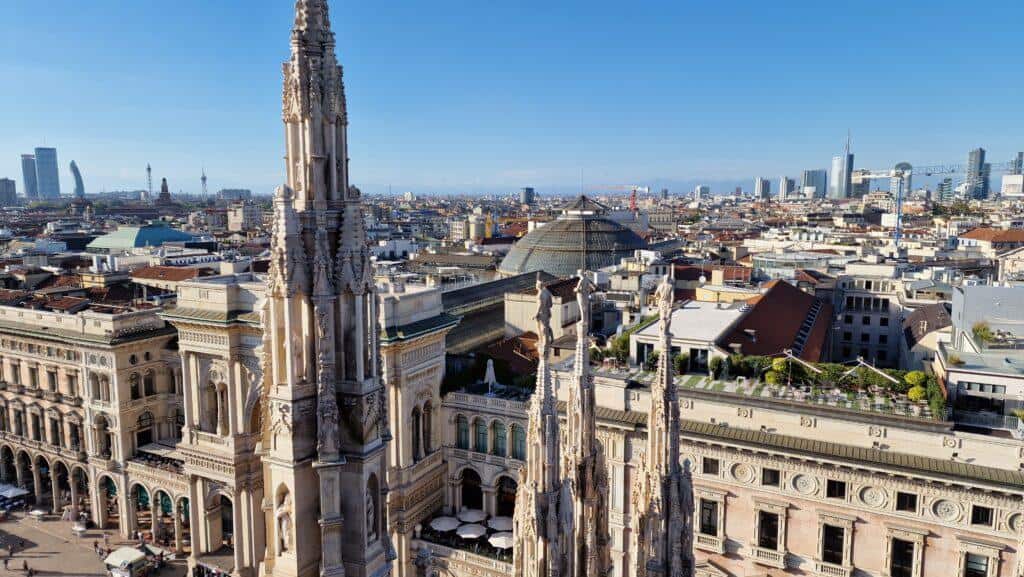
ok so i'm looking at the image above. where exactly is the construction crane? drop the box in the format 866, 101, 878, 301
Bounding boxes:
588, 184, 650, 211
860, 161, 1018, 249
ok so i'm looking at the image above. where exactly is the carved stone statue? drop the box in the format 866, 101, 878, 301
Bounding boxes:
366, 491, 377, 542
276, 494, 293, 554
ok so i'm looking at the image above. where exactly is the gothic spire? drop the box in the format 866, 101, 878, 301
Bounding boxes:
562, 270, 609, 577
513, 275, 569, 577
631, 276, 694, 577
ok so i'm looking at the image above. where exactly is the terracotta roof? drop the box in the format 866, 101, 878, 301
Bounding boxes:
484, 332, 540, 375
716, 279, 833, 362
960, 228, 1024, 242
902, 303, 952, 349
131, 266, 201, 282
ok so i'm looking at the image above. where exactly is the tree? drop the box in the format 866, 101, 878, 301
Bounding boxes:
771, 357, 788, 374
764, 370, 781, 385
709, 356, 723, 379
904, 370, 927, 388
644, 351, 660, 371
674, 353, 690, 375
907, 386, 927, 402
972, 322, 994, 344
590, 347, 606, 362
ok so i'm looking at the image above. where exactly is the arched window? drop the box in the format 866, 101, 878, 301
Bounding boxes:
511, 424, 526, 460
473, 418, 487, 453
174, 408, 185, 440
129, 373, 140, 400
456, 415, 469, 450
411, 407, 422, 462
422, 401, 433, 454
143, 370, 155, 396
491, 421, 507, 456
496, 476, 518, 517
136, 411, 154, 447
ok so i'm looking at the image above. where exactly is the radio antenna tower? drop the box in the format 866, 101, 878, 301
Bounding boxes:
201, 168, 208, 197
146, 163, 153, 200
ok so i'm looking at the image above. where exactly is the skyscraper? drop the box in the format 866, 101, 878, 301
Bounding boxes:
692, 184, 710, 200
801, 169, 828, 199
1012, 152, 1024, 176
33, 147, 60, 199
935, 178, 954, 203
519, 186, 536, 205
70, 160, 85, 198
0, 178, 16, 205
966, 147, 989, 200
20, 154, 37, 200
754, 177, 771, 200
778, 176, 795, 201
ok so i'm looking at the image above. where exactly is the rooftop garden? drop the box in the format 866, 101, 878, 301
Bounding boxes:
622, 353, 947, 421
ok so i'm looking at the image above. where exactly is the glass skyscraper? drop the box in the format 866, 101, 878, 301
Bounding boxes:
33, 147, 60, 199
20, 154, 38, 199
801, 169, 828, 199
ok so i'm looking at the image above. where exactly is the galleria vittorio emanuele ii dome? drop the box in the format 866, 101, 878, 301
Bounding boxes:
498, 195, 647, 278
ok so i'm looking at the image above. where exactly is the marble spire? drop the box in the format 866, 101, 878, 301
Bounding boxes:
513, 275, 570, 577
630, 276, 694, 577
562, 271, 610, 577
262, 0, 392, 575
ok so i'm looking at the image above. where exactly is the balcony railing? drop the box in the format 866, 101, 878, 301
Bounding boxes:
954, 410, 1020, 431
814, 560, 852, 577
695, 533, 724, 554
751, 546, 786, 569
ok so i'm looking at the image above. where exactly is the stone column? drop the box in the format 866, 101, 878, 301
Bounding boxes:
232, 492, 244, 573
482, 484, 497, 516
121, 485, 135, 539
31, 463, 42, 507
69, 475, 80, 521
174, 502, 184, 552
50, 469, 61, 514
151, 496, 161, 541
0, 454, 8, 484
188, 479, 202, 559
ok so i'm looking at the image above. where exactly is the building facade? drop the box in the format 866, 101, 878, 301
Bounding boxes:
20, 154, 38, 200
34, 147, 61, 199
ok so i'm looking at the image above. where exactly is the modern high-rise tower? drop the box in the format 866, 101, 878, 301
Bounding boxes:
754, 177, 771, 200
828, 137, 854, 200
33, 147, 60, 199
20, 154, 37, 200
0, 178, 16, 205
778, 176, 795, 201
260, 1, 394, 576
966, 147, 990, 200
801, 169, 827, 199
70, 160, 85, 198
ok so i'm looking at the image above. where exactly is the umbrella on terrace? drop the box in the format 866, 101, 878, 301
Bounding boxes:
456, 524, 487, 540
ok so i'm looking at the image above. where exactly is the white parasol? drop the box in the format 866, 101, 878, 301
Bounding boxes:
487, 516, 513, 531
429, 516, 460, 532
457, 509, 487, 523
488, 532, 514, 549
456, 524, 487, 539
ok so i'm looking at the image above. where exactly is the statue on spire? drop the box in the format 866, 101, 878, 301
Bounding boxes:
630, 275, 695, 577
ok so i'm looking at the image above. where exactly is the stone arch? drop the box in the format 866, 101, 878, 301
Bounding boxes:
456, 465, 483, 511
129, 481, 153, 537
150, 488, 175, 546
174, 495, 192, 554
495, 475, 518, 517
31, 453, 53, 508
96, 473, 120, 530
0, 444, 14, 484
94, 414, 113, 459
135, 410, 155, 447
69, 465, 90, 522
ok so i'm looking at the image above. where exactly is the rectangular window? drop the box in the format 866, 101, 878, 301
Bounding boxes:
880, 316, 889, 327
895, 492, 918, 513
860, 333, 870, 343
699, 499, 718, 536
826, 479, 847, 499
844, 315, 853, 324
964, 553, 989, 577
971, 505, 993, 527
843, 331, 852, 342
890, 538, 915, 577
878, 350, 888, 361
757, 511, 779, 550
761, 468, 780, 487
821, 524, 845, 565
702, 457, 719, 476
862, 316, 871, 326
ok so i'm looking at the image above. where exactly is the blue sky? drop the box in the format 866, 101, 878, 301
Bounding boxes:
2, 1, 1021, 196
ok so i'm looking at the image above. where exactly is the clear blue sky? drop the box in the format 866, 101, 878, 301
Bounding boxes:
2, 1, 1021, 196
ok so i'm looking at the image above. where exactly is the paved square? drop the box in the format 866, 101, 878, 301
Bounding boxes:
0, 512, 186, 577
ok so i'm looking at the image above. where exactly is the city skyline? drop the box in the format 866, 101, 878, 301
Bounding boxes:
2, 1, 1023, 195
